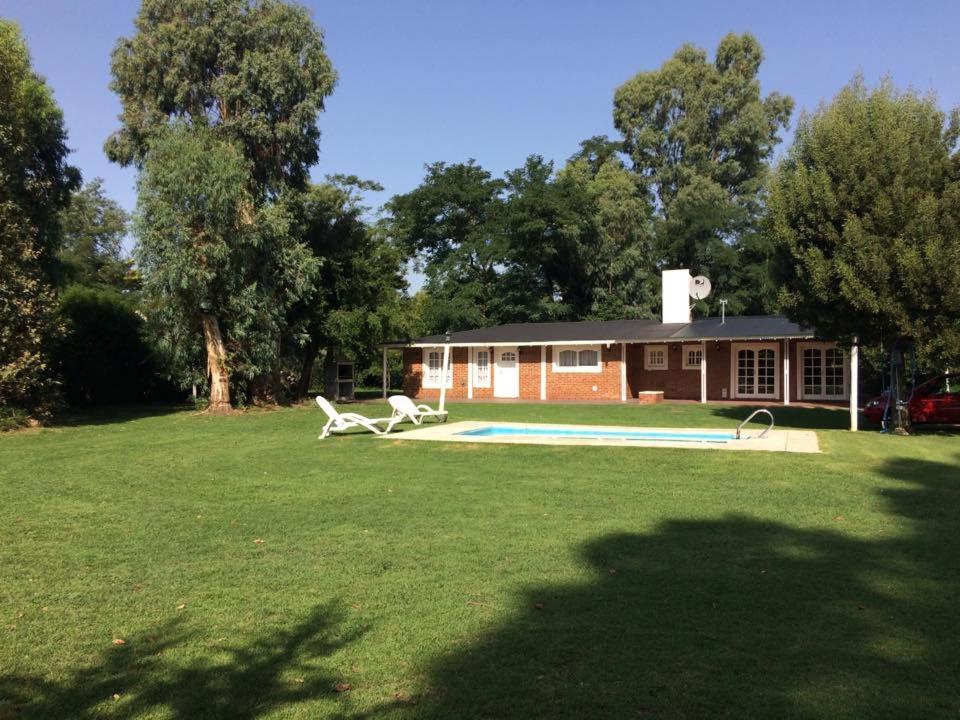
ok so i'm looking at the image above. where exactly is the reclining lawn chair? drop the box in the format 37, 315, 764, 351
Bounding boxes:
388, 395, 449, 425
316, 396, 400, 439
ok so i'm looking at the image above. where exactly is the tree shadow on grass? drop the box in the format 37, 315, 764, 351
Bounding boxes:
0, 601, 363, 719
365, 455, 960, 719
710, 404, 851, 430
51, 402, 193, 428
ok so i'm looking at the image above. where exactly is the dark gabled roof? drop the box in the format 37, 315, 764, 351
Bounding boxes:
674, 315, 814, 341
386, 315, 816, 347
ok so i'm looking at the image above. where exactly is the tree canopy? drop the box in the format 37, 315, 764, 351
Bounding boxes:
105, 0, 336, 196
58, 179, 135, 291
108, 0, 336, 409
284, 177, 408, 397
614, 32, 792, 313
0, 19, 80, 413
389, 151, 660, 334
769, 77, 960, 366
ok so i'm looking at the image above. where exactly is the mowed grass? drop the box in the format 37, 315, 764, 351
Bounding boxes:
0, 401, 958, 719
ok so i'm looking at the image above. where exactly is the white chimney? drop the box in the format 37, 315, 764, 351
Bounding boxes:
662, 269, 691, 324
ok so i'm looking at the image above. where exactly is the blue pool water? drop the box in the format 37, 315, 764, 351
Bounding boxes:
457, 426, 737, 443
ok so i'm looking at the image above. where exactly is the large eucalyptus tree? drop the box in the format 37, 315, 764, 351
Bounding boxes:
106, 0, 336, 410
614, 33, 793, 313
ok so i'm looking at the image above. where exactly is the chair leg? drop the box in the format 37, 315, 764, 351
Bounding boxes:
319, 418, 334, 439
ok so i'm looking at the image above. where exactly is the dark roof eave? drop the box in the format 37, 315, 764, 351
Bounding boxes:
380, 333, 818, 348
381, 315, 820, 348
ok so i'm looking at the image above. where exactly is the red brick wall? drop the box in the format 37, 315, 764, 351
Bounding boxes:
628, 341, 791, 401
402, 347, 470, 400
545, 344, 623, 401
518, 346, 541, 400
628, 343, 702, 400
401, 340, 807, 402
706, 341, 732, 401
403, 344, 626, 401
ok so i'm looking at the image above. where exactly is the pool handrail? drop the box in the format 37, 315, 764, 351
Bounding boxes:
736, 409, 775, 439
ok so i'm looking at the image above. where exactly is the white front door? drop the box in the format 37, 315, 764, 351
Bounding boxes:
494, 347, 519, 398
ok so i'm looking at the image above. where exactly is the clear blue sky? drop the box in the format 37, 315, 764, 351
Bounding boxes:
3, 0, 958, 222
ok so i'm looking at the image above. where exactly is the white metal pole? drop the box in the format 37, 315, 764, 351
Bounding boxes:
783, 340, 790, 406
381, 347, 388, 399
467, 347, 473, 400
850, 341, 859, 432
620, 343, 627, 402
439, 344, 450, 412
700, 341, 707, 403
540, 345, 547, 400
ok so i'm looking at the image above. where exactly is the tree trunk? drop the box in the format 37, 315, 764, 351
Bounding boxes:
201, 312, 231, 413
296, 339, 319, 399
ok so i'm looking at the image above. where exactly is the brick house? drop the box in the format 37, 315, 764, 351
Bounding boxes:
382, 270, 857, 411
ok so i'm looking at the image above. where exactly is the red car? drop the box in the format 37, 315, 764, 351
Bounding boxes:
864, 373, 960, 425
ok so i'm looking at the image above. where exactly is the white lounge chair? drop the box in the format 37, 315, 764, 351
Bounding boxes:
316, 396, 399, 439
388, 395, 449, 425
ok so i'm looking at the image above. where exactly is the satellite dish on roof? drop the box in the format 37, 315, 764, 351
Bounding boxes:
689, 275, 712, 300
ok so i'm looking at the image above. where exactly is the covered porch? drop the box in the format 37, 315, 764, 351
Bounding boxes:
380, 334, 861, 430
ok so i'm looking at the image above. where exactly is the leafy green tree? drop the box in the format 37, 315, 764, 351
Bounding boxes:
496, 155, 599, 322
559, 146, 657, 320
55, 286, 174, 405
107, 0, 336, 409
134, 126, 317, 409
391, 152, 658, 330
614, 33, 792, 313
106, 0, 336, 196
58, 179, 135, 291
388, 161, 506, 332
285, 177, 408, 397
0, 19, 80, 414
769, 77, 960, 369
567, 135, 624, 175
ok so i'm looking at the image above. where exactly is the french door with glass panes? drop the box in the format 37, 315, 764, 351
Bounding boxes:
732, 343, 779, 399
798, 343, 848, 400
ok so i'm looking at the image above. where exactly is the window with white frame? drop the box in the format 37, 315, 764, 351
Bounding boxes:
474, 349, 490, 388
798, 342, 847, 400
731, 343, 778, 399
683, 346, 702, 370
644, 345, 668, 371
552, 345, 602, 373
422, 347, 453, 388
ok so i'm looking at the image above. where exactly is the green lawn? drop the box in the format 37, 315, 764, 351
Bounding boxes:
1, 401, 958, 719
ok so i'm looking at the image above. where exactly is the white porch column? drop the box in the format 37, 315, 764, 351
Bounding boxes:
620, 343, 627, 402
850, 341, 859, 432
467, 347, 473, 400
540, 346, 547, 400
783, 340, 790, 406
381, 347, 388, 399
700, 341, 707, 403
439, 344, 450, 412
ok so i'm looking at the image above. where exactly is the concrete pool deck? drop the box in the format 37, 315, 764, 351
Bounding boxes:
386, 421, 821, 453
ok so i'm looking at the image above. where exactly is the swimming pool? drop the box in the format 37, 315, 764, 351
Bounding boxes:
384, 421, 819, 453
457, 425, 737, 443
